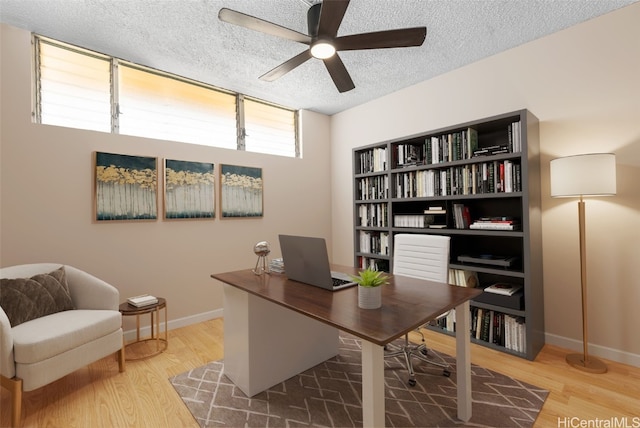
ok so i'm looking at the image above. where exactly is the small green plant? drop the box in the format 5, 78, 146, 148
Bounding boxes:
351, 267, 389, 288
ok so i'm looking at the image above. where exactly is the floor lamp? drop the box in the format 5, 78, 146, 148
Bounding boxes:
550, 153, 616, 374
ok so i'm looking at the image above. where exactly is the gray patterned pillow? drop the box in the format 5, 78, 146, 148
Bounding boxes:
0, 266, 75, 327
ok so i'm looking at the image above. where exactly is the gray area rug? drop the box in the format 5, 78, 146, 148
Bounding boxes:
170, 334, 548, 427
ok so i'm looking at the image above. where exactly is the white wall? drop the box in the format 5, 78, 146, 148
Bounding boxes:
330, 4, 640, 366
0, 24, 333, 332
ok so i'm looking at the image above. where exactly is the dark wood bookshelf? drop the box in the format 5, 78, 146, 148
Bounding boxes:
352, 109, 544, 360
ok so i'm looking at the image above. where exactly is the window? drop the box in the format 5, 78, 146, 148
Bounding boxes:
118, 64, 237, 149
243, 98, 298, 158
36, 39, 111, 133
33, 35, 299, 157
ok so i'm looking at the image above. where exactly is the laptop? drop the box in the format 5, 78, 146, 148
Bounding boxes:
278, 234, 357, 291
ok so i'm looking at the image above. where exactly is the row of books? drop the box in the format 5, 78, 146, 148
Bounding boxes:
448, 268, 479, 288
367, 121, 522, 172
357, 147, 388, 174
356, 256, 389, 272
357, 203, 388, 227
356, 175, 389, 200
395, 121, 523, 167
358, 231, 389, 255
392, 159, 522, 198
394, 130, 477, 168
433, 307, 526, 353
472, 308, 526, 352
393, 211, 446, 228
425, 128, 478, 164
452, 203, 472, 229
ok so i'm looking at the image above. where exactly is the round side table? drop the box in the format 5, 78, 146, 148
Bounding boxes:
119, 297, 168, 360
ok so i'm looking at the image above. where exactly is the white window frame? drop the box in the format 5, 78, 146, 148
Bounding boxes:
33, 35, 300, 158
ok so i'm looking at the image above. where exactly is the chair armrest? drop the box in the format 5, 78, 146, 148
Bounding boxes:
65, 266, 120, 310
0, 306, 16, 379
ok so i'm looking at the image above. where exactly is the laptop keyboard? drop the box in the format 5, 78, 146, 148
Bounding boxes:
332, 277, 351, 288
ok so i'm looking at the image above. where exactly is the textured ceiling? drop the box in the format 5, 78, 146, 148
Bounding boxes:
1, 0, 637, 115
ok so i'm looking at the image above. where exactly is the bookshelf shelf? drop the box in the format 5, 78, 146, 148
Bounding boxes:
352, 109, 544, 360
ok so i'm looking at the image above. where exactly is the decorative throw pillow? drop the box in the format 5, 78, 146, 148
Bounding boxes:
0, 266, 75, 327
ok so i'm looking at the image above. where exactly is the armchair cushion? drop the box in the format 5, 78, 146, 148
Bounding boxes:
12, 309, 121, 364
0, 266, 75, 327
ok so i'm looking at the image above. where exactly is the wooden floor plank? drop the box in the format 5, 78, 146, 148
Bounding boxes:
1, 318, 637, 427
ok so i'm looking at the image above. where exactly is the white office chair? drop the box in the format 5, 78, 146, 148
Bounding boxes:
385, 233, 451, 386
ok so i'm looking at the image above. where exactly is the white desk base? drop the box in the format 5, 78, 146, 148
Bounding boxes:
223, 285, 473, 427
223, 284, 339, 397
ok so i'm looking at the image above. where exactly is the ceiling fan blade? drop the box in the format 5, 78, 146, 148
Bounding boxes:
334, 27, 427, 51
219, 8, 311, 44
322, 54, 355, 93
260, 50, 313, 82
317, 0, 350, 38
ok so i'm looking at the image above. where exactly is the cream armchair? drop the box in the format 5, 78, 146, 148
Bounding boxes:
0, 263, 125, 427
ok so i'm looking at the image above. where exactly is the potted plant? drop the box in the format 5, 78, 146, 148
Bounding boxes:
351, 267, 389, 309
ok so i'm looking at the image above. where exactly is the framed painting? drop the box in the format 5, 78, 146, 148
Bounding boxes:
94, 152, 158, 221
220, 164, 263, 218
164, 159, 215, 219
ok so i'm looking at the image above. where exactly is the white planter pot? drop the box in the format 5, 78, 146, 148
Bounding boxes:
358, 285, 382, 309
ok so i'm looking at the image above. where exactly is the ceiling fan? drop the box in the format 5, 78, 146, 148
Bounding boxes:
218, 0, 427, 93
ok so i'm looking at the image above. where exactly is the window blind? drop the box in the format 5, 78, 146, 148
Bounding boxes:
118, 64, 237, 149
37, 40, 111, 132
244, 98, 297, 157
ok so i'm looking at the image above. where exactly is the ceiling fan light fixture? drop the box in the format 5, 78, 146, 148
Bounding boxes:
310, 40, 336, 59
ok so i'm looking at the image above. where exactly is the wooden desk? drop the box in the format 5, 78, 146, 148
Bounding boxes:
212, 265, 481, 427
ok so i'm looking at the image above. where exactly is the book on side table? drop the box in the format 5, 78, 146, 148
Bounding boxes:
127, 294, 158, 307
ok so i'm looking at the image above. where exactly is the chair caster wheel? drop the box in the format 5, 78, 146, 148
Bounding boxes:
408, 378, 416, 387
443, 369, 451, 377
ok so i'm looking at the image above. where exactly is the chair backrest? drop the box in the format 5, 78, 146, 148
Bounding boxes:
392, 234, 450, 283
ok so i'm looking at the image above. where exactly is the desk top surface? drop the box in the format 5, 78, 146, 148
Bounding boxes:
211, 265, 481, 346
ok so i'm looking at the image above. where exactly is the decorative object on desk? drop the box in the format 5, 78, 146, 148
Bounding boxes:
220, 164, 263, 218
170, 334, 549, 427
252, 241, 271, 275
550, 152, 616, 374
94, 152, 158, 221
127, 294, 158, 307
164, 159, 215, 219
351, 266, 388, 309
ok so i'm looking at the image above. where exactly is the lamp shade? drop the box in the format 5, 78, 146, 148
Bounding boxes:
550, 153, 616, 197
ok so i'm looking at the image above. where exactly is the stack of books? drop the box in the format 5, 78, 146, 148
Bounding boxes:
469, 216, 520, 230
127, 294, 158, 307
269, 258, 285, 273
484, 283, 523, 296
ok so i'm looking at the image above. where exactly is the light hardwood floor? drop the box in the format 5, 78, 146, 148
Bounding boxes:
1, 318, 638, 427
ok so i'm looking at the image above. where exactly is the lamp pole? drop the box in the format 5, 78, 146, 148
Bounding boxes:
565, 196, 607, 373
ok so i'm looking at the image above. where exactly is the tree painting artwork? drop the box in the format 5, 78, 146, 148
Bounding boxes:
164, 159, 215, 219
94, 152, 158, 221
220, 164, 263, 218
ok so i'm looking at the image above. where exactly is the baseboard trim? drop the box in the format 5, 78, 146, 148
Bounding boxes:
545, 332, 640, 368
123, 308, 223, 342
124, 310, 639, 368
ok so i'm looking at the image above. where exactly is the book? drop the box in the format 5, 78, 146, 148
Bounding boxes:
448, 268, 479, 287
484, 283, 523, 296
127, 294, 158, 307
